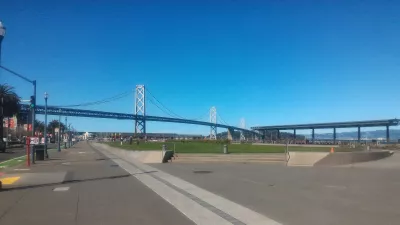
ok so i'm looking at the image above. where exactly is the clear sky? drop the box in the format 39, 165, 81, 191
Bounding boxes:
1, 0, 399, 135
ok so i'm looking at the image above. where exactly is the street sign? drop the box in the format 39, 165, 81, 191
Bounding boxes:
55, 128, 59, 133
30, 137, 39, 145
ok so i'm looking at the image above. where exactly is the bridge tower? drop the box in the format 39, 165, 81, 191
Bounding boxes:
209, 106, 217, 140
239, 118, 246, 141
134, 85, 146, 138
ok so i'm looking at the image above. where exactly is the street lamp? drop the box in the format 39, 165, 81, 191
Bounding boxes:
65, 117, 68, 148
58, 109, 61, 152
0, 21, 5, 64
44, 92, 48, 158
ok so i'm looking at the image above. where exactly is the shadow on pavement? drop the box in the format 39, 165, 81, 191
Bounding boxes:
0, 170, 158, 192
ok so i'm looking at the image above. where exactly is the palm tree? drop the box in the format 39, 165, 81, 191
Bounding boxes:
1, 84, 21, 152
47, 120, 65, 136
34, 119, 45, 133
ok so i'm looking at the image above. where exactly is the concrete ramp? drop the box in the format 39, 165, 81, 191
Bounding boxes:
314, 150, 394, 166
287, 152, 329, 166
131, 151, 164, 163
172, 153, 285, 164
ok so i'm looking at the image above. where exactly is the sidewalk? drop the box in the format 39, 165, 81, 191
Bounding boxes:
0, 141, 193, 225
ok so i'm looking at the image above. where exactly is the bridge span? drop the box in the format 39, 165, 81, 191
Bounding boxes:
19, 104, 257, 138
252, 119, 400, 143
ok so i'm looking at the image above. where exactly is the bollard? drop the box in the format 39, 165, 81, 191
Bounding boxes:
26, 136, 31, 167
223, 145, 228, 154
330, 147, 334, 153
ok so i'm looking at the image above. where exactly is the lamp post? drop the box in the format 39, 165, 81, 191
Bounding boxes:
58, 109, 61, 152
0, 21, 5, 152
68, 123, 71, 147
0, 21, 37, 159
44, 92, 48, 157
0, 21, 5, 64
65, 117, 68, 148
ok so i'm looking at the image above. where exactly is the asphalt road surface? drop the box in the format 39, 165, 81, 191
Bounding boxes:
2, 142, 399, 225
0, 147, 26, 163
0, 144, 60, 163
152, 158, 400, 225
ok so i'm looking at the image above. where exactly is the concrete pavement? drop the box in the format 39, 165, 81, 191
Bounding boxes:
0, 147, 26, 163
3, 141, 399, 225
0, 141, 194, 225
152, 160, 400, 225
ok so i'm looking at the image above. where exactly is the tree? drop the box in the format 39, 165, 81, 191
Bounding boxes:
0, 84, 21, 151
34, 119, 45, 133
47, 120, 65, 136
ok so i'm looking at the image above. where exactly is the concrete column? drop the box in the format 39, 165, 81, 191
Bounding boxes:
357, 127, 361, 143
333, 128, 336, 144
227, 128, 234, 141
386, 125, 390, 143
277, 130, 281, 140
294, 129, 296, 141
312, 128, 315, 143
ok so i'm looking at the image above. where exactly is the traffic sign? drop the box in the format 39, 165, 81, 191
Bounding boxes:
30, 137, 39, 145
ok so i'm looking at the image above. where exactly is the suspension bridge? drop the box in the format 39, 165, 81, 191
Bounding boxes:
19, 85, 256, 140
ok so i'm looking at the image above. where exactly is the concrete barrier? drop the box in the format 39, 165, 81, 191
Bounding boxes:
314, 150, 394, 166
287, 152, 329, 166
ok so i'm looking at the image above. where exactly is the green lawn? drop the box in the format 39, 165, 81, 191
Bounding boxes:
106, 141, 340, 154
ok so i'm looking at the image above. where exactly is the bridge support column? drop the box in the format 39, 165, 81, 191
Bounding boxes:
333, 128, 336, 144
209, 107, 217, 140
293, 129, 296, 141
227, 128, 234, 141
134, 85, 146, 139
312, 128, 315, 143
386, 125, 390, 143
357, 126, 361, 143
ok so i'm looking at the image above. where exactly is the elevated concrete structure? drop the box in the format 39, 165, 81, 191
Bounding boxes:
252, 119, 399, 143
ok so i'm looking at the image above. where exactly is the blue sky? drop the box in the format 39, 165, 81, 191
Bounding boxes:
1, 0, 399, 135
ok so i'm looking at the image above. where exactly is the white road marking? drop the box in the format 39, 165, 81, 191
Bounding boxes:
100, 148, 231, 225
53, 187, 70, 192
95, 143, 282, 225
14, 168, 30, 171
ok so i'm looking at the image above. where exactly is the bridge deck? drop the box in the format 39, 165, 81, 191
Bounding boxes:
252, 119, 399, 130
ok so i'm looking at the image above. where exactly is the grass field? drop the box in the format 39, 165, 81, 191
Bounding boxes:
105, 141, 341, 154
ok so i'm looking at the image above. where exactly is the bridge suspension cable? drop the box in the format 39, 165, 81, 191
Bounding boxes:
146, 88, 185, 119
56, 91, 132, 108
217, 113, 230, 126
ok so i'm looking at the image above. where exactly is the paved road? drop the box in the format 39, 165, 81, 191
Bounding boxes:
0, 142, 194, 225
0, 144, 59, 163
0, 147, 26, 163
152, 158, 400, 225
3, 142, 399, 225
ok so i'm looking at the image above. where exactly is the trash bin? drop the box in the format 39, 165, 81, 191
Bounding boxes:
223, 145, 229, 154
34, 145, 45, 161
